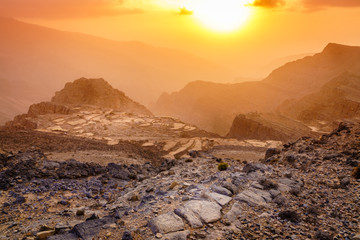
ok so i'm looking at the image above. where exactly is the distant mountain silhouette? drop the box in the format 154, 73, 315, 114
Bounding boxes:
0, 17, 228, 124
155, 43, 360, 135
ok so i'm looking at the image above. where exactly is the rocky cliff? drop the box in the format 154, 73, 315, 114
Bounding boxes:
226, 113, 316, 142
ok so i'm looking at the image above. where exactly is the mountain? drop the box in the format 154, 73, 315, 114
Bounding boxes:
154, 43, 360, 135
0, 17, 228, 124
277, 72, 360, 132
51, 78, 152, 116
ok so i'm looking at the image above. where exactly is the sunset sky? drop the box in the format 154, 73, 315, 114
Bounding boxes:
1, 0, 360, 77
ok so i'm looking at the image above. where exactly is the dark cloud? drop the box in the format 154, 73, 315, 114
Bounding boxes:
0, 0, 143, 19
177, 7, 193, 15
250, 0, 285, 8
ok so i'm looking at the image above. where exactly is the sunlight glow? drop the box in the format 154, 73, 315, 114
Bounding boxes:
186, 0, 253, 32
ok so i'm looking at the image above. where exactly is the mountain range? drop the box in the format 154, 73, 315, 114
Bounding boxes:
0, 17, 229, 124
154, 43, 360, 135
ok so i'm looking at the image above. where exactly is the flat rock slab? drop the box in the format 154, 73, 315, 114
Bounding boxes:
174, 205, 203, 228
211, 185, 233, 196
235, 189, 269, 206
183, 200, 222, 224
148, 212, 185, 234
204, 191, 232, 206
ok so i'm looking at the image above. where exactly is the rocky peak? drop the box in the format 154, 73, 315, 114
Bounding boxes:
51, 78, 152, 116
321, 43, 360, 57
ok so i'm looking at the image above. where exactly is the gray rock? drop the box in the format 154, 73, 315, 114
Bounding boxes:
235, 188, 272, 206
340, 177, 350, 187
42, 160, 60, 170
204, 191, 232, 206
278, 178, 304, 192
242, 163, 272, 174
269, 189, 281, 199
55, 222, 71, 234
182, 200, 222, 224
250, 181, 264, 190
220, 181, 237, 194
210, 185, 232, 196
48, 233, 79, 240
148, 212, 184, 234
160, 230, 190, 240
224, 202, 242, 222
174, 206, 203, 228
248, 188, 272, 202
72, 217, 114, 240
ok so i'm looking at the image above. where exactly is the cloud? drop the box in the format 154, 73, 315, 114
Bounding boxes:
303, 0, 360, 8
251, 0, 285, 8
250, 0, 286, 8
0, 0, 143, 19
177, 7, 193, 15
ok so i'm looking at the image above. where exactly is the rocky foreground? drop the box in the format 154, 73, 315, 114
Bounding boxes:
0, 122, 360, 240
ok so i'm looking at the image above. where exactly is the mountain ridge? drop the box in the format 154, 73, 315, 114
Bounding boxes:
0, 16, 229, 124
155, 43, 360, 135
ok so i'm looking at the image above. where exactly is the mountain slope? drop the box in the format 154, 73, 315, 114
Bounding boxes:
226, 112, 316, 142
154, 43, 360, 135
0, 17, 228, 124
277, 72, 360, 131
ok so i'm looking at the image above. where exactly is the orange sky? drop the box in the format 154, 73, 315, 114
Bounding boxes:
1, 0, 360, 78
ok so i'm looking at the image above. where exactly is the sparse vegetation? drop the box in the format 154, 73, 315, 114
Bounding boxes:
218, 162, 229, 171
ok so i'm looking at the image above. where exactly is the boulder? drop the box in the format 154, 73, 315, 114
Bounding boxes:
148, 212, 184, 234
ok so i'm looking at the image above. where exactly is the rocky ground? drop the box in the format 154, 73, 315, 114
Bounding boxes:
0, 121, 360, 240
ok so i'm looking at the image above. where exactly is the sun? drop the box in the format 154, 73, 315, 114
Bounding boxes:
188, 0, 253, 32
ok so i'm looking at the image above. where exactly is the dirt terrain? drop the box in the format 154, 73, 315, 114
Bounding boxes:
0, 122, 359, 240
